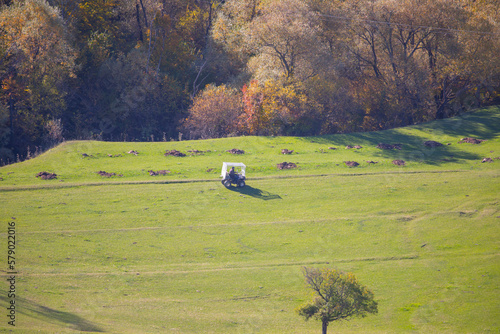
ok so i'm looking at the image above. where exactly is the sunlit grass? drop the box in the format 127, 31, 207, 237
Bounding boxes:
0, 107, 499, 333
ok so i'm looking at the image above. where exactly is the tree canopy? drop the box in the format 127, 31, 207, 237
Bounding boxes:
296, 267, 378, 334
0, 0, 498, 163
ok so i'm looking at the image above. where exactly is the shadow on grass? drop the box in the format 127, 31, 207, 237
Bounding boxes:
308, 108, 499, 144
354, 133, 482, 165
228, 185, 282, 200
0, 293, 104, 332
427, 107, 500, 139
301, 109, 500, 164
303, 132, 482, 164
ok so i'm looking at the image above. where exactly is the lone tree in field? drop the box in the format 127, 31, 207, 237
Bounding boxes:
296, 267, 378, 334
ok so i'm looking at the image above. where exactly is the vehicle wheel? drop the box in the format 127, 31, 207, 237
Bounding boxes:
238, 180, 245, 187
223, 179, 232, 188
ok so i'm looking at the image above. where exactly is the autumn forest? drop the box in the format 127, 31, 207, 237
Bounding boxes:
1, 0, 499, 163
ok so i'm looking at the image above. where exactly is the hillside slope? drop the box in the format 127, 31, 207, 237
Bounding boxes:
0, 107, 499, 188
0, 107, 498, 334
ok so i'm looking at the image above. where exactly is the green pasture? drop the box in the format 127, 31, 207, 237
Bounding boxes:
0, 107, 499, 333
1, 107, 499, 187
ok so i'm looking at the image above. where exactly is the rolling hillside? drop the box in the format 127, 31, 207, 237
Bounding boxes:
0, 107, 499, 333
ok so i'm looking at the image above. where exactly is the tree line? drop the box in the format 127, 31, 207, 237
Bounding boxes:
1, 0, 499, 163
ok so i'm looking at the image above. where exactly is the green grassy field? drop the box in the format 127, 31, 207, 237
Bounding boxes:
1, 107, 499, 333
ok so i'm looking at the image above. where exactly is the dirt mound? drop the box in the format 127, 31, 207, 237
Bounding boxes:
423, 141, 443, 148
97, 171, 122, 177
344, 161, 359, 167
165, 150, 186, 157
277, 162, 297, 169
149, 170, 170, 176
377, 143, 402, 150
281, 149, 294, 154
459, 137, 485, 144
227, 148, 245, 154
366, 160, 378, 164
128, 150, 139, 155
328, 147, 337, 150
392, 160, 406, 166
108, 154, 122, 157
36, 171, 57, 180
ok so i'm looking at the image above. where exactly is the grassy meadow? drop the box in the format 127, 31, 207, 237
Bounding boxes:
0, 107, 499, 333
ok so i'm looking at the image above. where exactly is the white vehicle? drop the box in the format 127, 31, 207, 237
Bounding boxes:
221, 162, 246, 188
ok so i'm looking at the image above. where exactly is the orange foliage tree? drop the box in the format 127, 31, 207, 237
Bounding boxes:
239, 79, 321, 136
182, 84, 243, 139
239, 80, 264, 135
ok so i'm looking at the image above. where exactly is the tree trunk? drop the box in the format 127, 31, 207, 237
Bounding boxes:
139, 0, 148, 27
322, 320, 328, 334
8, 96, 14, 147
206, 0, 213, 38
136, 1, 143, 42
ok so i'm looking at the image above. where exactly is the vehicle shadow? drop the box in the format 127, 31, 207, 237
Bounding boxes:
228, 185, 282, 200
